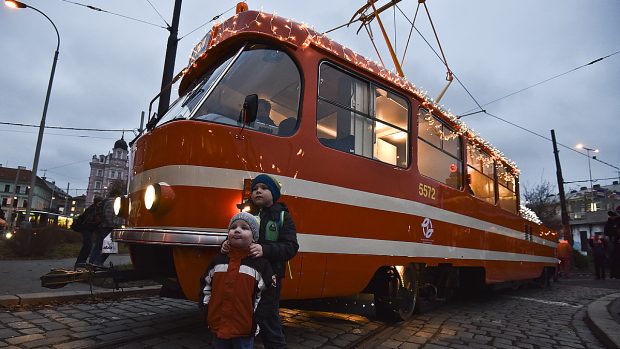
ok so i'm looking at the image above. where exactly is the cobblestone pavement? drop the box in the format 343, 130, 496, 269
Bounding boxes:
0, 283, 616, 349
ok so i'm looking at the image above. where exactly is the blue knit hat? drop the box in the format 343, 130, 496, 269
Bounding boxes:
251, 174, 281, 203
229, 212, 260, 242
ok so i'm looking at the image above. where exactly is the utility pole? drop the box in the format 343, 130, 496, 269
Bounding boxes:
551, 129, 571, 245
63, 182, 70, 215
156, 0, 182, 118
8, 166, 21, 229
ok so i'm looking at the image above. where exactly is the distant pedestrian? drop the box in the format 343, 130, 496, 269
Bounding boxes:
606, 207, 620, 279
589, 233, 608, 280
73, 196, 102, 269
557, 238, 572, 278
200, 212, 275, 349
90, 185, 124, 267
0, 210, 7, 231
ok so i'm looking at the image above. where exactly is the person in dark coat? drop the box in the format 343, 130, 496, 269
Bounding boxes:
74, 196, 102, 269
89, 186, 123, 266
589, 232, 608, 280
606, 207, 620, 279
222, 174, 299, 349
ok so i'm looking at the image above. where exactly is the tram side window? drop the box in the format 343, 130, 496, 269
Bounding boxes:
417, 109, 463, 189
467, 145, 496, 204
192, 45, 302, 136
317, 63, 409, 167
497, 165, 518, 213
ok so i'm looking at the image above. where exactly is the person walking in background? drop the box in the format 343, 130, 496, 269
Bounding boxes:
589, 232, 608, 280
73, 196, 102, 269
201, 212, 275, 349
557, 238, 572, 278
89, 185, 124, 267
606, 207, 620, 279
0, 210, 8, 232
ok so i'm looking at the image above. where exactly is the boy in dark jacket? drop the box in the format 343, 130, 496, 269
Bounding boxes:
223, 174, 299, 349
201, 212, 275, 349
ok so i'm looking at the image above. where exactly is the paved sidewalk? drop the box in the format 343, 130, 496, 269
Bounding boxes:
0, 255, 132, 295
586, 292, 620, 349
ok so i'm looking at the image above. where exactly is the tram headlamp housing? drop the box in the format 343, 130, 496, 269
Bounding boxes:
113, 195, 129, 218
144, 182, 175, 212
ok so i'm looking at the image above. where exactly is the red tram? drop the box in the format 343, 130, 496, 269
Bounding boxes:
113, 6, 558, 320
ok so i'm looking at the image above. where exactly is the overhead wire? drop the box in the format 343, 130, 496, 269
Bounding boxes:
46, 159, 92, 171
392, 4, 620, 173
460, 49, 620, 114
483, 112, 620, 171
564, 177, 620, 184
0, 129, 116, 140
144, 0, 170, 27
178, 5, 236, 41
0, 121, 128, 132
58, 0, 167, 29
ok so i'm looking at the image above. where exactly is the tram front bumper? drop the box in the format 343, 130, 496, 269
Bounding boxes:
112, 227, 227, 247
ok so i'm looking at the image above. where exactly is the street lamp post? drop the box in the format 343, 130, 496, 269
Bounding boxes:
5, 1, 60, 235
576, 143, 599, 212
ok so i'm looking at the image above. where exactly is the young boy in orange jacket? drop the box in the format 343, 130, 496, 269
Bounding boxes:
201, 212, 275, 349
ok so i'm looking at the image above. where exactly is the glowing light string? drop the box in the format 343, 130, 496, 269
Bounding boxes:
183, 10, 520, 176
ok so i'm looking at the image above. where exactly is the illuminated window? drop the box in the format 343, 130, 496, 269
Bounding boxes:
316, 63, 409, 167
467, 145, 496, 204
417, 109, 462, 189
497, 165, 518, 213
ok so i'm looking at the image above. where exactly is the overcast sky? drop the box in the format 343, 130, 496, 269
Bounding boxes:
1, 0, 619, 197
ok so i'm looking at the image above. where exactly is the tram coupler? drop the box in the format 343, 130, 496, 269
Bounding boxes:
40, 262, 153, 290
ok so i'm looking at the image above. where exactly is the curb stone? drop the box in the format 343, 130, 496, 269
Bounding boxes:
586, 292, 620, 349
0, 285, 161, 307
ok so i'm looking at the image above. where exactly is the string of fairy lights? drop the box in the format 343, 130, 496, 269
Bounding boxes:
187, 10, 521, 181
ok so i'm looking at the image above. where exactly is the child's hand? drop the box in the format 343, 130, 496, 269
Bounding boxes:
249, 243, 263, 258
221, 240, 230, 254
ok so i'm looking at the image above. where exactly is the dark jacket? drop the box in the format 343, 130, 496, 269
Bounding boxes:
200, 248, 275, 339
589, 237, 607, 259
253, 202, 299, 278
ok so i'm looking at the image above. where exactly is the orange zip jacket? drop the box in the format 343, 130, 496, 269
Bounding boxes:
200, 248, 275, 339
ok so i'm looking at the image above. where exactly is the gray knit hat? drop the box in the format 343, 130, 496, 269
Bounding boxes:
228, 212, 260, 242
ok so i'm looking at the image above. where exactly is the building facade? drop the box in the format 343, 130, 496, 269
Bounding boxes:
567, 181, 620, 253
0, 165, 54, 225
85, 136, 129, 206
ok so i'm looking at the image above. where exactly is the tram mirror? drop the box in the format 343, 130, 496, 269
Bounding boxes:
241, 94, 258, 125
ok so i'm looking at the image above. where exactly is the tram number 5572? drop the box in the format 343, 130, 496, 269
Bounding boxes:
418, 183, 436, 200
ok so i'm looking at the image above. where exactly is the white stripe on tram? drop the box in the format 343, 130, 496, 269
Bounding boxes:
130, 165, 557, 249
297, 233, 558, 264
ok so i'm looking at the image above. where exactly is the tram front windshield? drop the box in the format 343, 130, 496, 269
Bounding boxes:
156, 50, 240, 125
157, 44, 301, 136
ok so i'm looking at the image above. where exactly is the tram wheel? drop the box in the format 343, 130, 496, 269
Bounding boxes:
534, 268, 551, 288
374, 266, 419, 322
397, 267, 419, 320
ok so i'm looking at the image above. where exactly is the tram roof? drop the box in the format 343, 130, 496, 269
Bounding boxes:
180, 9, 519, 175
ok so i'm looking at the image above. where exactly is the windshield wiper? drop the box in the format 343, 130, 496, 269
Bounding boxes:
181, 88, 204, 108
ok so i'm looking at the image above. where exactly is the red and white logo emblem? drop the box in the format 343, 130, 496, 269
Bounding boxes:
421, 217, 434, 239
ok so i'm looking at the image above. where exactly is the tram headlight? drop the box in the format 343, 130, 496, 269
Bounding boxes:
114, 195, 129, 218
144, 182, 175, 212
144, 185, 157, 210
